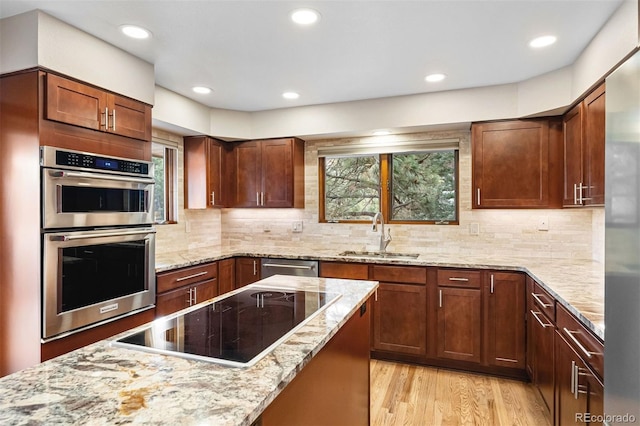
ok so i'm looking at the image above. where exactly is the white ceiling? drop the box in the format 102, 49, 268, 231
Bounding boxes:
0, 0, 624, 112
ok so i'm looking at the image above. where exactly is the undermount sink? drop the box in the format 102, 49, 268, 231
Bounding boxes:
338, 250, 420, 259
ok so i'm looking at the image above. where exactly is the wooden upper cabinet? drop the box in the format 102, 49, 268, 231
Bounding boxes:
234, 141, 262, 207
472, 119, 562, 209
233, 138, 305, 208
184, 136, 234, 208
563, 83, 605, 207
109, 93, 152, 141
45, 73, 151, 141
583, 84, 606, 206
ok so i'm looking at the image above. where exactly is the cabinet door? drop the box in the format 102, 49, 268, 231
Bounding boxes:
184, 136, 231, 208
207, 139, 231, 207
583, 84, 605, 206
108, 93, 151, 141
530, 307, 555, 413
472, 120, 551, 208
193, 277, 218, 304
484, 272, 525, 369
261, 139, 294, 207
437, 287, 481, 363
45, 73, 106, 131
156, 286, 191, 317
526, 277, 535, 378
184, 136, 209, 209
218, 258, 236, 295
372, 283, 427, 355
563, 103, 584, 206
234, 141, 262, 207
156, 278, 218, 318
555, 333, 589, 425
235, 257, 260, 288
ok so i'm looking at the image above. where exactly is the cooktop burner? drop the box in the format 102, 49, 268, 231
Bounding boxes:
112, 286, 340, 367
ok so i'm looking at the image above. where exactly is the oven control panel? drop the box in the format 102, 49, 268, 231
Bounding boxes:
49, 149, 151, 176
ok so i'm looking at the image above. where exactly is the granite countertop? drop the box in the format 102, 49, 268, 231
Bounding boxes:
0, 276, 378, 425
157, 247, 605, 340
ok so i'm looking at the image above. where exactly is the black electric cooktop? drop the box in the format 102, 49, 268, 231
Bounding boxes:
113, 286, 340, 367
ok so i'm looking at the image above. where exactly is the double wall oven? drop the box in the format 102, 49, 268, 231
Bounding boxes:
40, 147, 156, 340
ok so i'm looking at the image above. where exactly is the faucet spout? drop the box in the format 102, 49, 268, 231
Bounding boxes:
372, 212, 392, 253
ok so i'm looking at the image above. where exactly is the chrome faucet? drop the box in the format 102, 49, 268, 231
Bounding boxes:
372, 212, 392, 253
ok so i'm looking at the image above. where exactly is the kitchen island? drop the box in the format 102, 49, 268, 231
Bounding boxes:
0, 276, 378, 425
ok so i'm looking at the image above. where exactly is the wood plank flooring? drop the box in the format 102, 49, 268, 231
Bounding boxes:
370, 359, 552, 426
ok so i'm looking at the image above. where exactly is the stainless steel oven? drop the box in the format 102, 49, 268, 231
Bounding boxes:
40, 147, 156, 340
42, 227, 156, 339
41, 146, 154, 229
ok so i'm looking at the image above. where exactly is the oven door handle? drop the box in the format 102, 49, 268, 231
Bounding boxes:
49, 228, 156, 241
48, 170, 155, 185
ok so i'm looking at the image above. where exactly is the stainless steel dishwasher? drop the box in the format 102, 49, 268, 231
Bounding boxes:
260, 258, 319, 278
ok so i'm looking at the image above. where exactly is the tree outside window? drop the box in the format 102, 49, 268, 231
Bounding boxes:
321, 150, 458, 224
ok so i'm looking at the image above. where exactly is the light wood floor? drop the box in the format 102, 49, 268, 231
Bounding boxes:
370, 359, 552, 426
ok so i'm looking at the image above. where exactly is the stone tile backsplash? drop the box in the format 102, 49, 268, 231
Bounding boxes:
154, 129, 604, 261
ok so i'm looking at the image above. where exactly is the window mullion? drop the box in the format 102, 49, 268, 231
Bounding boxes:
380, 154, 391, 219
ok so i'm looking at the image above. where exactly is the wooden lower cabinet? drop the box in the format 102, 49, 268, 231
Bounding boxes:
235, 257, 260, 288
155, 262, 219, 317
218, 258, 236, 295
260, 298, 371, 426
555, 332, 604, 425
484, 271, 526, 369
436, 287, 482, 363
319, 261, 368, 279
527, 276, 556, 413
372, 283, 427, 355
156, 278, 218, 317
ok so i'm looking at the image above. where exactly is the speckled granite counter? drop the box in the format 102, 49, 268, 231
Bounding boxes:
0, 276, 377, 425
156, 247, 605, 340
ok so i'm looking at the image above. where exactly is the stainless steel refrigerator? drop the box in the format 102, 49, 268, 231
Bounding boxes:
605, 50, 640, 425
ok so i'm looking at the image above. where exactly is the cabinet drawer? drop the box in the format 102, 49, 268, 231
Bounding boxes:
157, 262, 218, 293
370, 265, 426, 285
531, 282, 556, 323
437, 269, 481, 288
556, 303, 604, 379
320, 261, 369, 280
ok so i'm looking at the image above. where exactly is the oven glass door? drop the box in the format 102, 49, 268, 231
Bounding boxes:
42, 168, 154, 228
42, 227, 156, 339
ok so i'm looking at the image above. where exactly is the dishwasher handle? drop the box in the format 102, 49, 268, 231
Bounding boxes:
262, 263, 315, 270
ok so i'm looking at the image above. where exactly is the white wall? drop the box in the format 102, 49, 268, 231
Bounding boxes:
0, 10, 155, 105
149, 0, 639, 140
0, 10, 38, 74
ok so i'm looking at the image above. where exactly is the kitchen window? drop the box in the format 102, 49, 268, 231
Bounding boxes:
152, 142, 178, 224
319, 139, 459, 224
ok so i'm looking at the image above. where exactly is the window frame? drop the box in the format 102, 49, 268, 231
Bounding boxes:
151, 143, 178, 224
319, 150, 459, 225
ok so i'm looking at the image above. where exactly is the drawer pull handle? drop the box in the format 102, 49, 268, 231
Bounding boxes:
532, 293, 552, 308
448, 277, 469, 282
176, 271, 208, 282
563, 327, 597, 359
530, 310, 553, 328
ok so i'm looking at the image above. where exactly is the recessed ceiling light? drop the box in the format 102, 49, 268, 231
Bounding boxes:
120, 25, 151, 39
373, 130, 391, 136
192, 86, 212, 94
282, 91, 300, 100
290, 8, 321, 25
529, 35, 557, 48
425, 73, 446, 83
